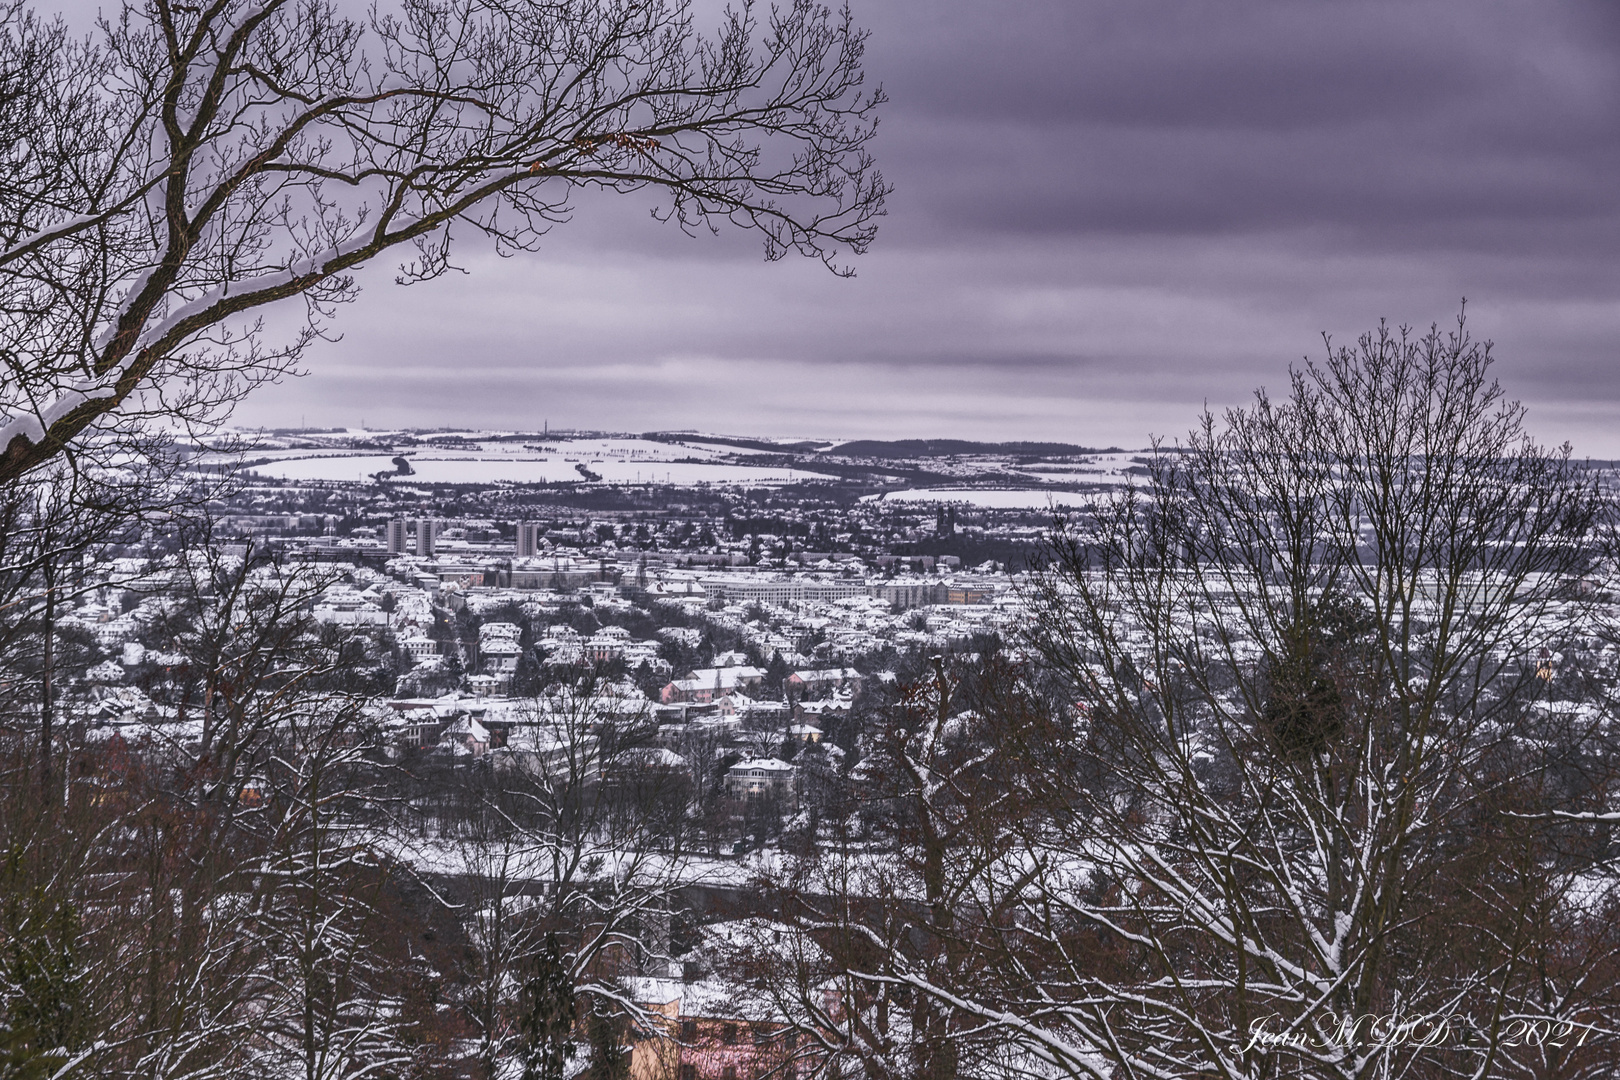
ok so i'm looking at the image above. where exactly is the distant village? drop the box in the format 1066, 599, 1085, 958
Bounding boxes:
78, 505, 1023, 813
64, 430, 1115, 858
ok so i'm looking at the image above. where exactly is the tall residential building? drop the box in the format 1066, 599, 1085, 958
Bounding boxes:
385, 518, 408, 554
415, 518, 438, 557
515, 521, 541, 558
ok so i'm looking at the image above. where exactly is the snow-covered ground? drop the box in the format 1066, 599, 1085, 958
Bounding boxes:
864, 488, 1100, 509
244, 450, 837, 485
1011, 452, 1141, 484
207, 432, 1141, 490
207, 434, 853, 485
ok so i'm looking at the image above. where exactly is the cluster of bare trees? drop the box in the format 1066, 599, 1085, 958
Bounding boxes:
442, 685, 702, 1079
0, 0, 881, 1072
0, 538, 403, 1077
727, 317, 1620, 1080
0, 532, 709, 1077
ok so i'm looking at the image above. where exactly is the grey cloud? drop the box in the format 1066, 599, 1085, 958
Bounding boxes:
871, 1, 1499, 130
243, 227, 1619, 449
864, 0, 1620, 248
45, 0, 1616, 452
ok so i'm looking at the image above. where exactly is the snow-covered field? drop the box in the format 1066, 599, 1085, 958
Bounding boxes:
213, 434, 852, 485
864, 489, 1099, 509
209, 433, 1141, 491
210, 435, 736, 462
1011, 452, 1140, 485
247, 450, 834, 485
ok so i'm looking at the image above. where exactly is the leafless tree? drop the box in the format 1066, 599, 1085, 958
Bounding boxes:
921, 315, 1617, 1080
0, 516, 448, 1079
0, 0, 885, 482
441, 678, 704, 1076
252, 694, 416, 1080
731, 656, 1067, 1080
0, 446, 214, 790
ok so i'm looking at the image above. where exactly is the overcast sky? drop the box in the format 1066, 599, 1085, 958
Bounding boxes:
115, 1, 1620, 450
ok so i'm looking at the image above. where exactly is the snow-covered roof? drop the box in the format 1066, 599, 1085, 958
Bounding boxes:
442, 716, 490, 743
730, 757, 794, 773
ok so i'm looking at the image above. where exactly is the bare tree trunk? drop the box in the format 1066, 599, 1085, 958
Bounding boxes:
39, 556, 54, 801
916, 657, 959, 1080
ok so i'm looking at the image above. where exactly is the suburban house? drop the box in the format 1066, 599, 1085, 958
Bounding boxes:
400, 635, 438, 662
794, 691, 853, 725
479, 621, 523, 675
661, 665, 766, 705
724, 758, 797, 806
785, 667, 862, 697
628, 978, 802, 1080
438, 715, 491, 756
586, 625, 633, 662
311, 585, 389, 625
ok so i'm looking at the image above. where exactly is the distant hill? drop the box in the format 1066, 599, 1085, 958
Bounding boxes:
823, 439, 1119, 458
640, 432, 826, 454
